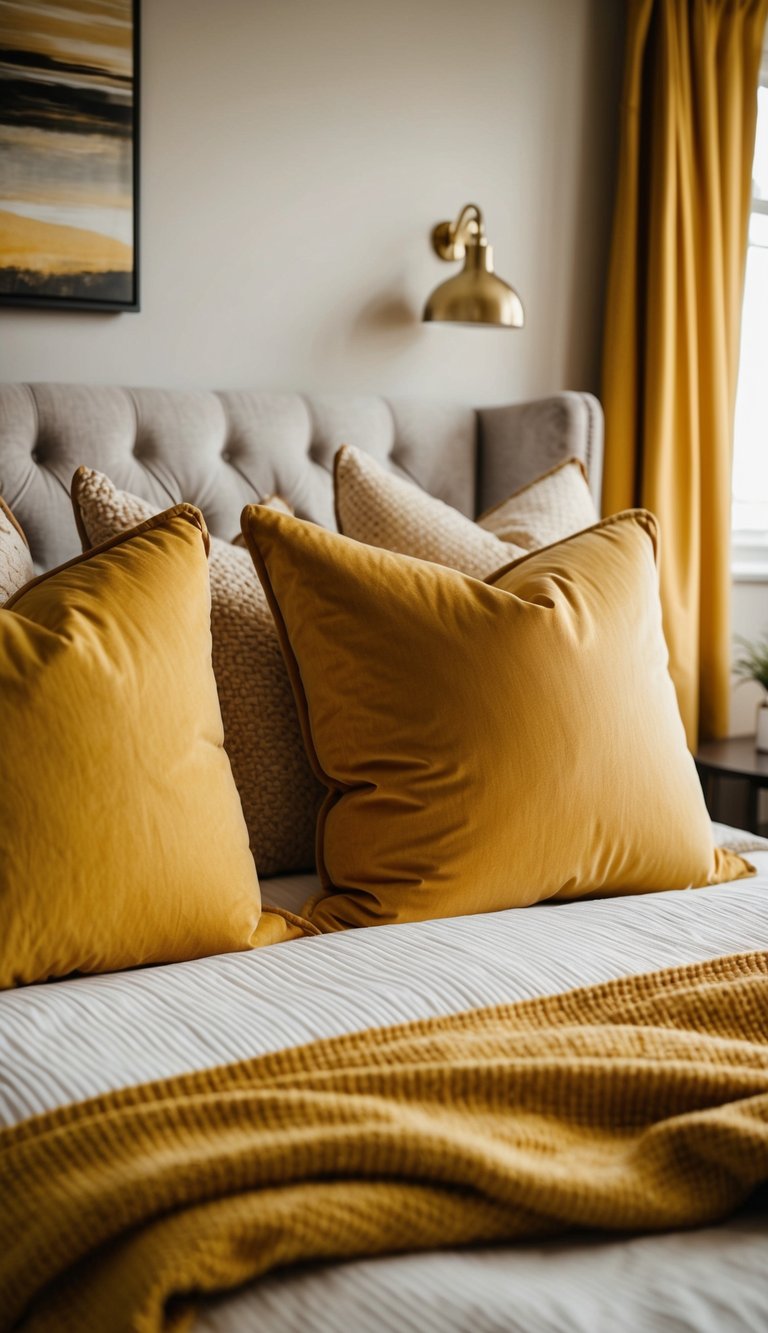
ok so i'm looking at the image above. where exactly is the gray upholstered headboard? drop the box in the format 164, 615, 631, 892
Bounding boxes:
0, 384, 603, 573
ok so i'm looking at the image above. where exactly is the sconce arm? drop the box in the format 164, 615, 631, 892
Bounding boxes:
431, 202, 486, 262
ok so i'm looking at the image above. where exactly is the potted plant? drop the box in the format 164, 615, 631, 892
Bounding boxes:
734, 633, 768, 751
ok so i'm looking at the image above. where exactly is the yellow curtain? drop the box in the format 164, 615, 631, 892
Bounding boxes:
602, 0, 767, 745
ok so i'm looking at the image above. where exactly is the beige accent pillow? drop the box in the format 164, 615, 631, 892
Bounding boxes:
71, 468, 322, 877
334, 448, 598, 577
334, 446, 522, 577
477, 457, 598, 549
0, 496, 34, 604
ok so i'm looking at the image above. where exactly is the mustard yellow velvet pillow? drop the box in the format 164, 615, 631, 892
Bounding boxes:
241, 505, 752, 932
0, 505, 308, 989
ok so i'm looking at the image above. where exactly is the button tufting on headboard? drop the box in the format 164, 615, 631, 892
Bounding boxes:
0, 384, 602, 574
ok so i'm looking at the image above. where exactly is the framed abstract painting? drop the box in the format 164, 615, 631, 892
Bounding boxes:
0, 0, 139, 311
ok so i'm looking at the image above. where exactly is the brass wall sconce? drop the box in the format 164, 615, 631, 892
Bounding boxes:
423, 203, 524, 329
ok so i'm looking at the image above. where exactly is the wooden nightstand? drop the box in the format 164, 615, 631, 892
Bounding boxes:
695, 737, 768, 835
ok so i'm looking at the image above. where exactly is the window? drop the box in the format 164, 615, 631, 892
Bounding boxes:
732, 46, 768, 580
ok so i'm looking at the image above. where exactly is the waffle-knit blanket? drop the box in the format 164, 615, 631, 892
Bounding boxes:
3, 949, 768, 1331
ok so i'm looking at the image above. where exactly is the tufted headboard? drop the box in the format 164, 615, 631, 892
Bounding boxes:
0, 384, 603, 572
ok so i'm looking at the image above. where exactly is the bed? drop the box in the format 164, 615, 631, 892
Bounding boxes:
1, 383, 767, 1332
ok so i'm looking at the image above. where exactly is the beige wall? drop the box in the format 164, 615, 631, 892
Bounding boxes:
726, 581, 767, 826
0, 0, 623, 404
731, 579, 768, 735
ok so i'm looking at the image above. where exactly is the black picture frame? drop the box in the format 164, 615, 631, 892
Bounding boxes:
0, 0, 140, 312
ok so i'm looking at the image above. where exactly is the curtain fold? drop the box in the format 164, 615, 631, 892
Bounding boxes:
602, 0, 768, 745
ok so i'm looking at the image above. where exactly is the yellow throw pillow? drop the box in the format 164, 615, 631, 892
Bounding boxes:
0, 494, 34, 605
333, 446, 597, 577
0, 505, 305, 989
241, 505, 752, 932
71, 467, 322, 877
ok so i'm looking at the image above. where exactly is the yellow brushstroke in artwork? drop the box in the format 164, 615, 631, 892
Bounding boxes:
0, 209, 130, 274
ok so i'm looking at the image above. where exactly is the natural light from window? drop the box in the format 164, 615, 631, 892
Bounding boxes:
732, 78, 768, 566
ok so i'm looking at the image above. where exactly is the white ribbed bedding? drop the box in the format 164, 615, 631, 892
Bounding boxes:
2, 826, 768, 1332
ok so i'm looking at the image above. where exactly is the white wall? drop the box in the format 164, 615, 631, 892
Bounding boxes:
727, 577, 768, 827
0, 0, 623, 404
731, 578, 768, 734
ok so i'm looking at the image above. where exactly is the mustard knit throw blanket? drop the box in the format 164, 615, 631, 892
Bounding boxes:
3, 951, 768, 1332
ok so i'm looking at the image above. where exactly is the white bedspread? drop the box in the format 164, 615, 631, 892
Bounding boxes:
2, 828, 767, 1332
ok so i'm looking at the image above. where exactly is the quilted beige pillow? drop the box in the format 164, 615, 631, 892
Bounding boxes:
71, 468, 322, 877
0, 496, 34, 605
477, 457, 598, 549
334, 448, 598, 577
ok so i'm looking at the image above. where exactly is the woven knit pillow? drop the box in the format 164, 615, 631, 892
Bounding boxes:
334, 447, 598, 577
241, 504, 753, 933
0, 495, 34, 604
71, 468, 322, 877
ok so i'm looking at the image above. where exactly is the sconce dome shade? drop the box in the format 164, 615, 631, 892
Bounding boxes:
423, 270, 524, 327
422, 241, 524, 329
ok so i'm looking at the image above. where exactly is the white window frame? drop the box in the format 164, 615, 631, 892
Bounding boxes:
732, 39, 768, 584
732, 531, 768, 582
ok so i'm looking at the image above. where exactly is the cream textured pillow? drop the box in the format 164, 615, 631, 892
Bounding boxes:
0, 495, 34, 604
477, 457, 598, 549
71, 468, 322, 877
334, 448, 598, 577
334, 446, 522, 577
241, 504, 753, 934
